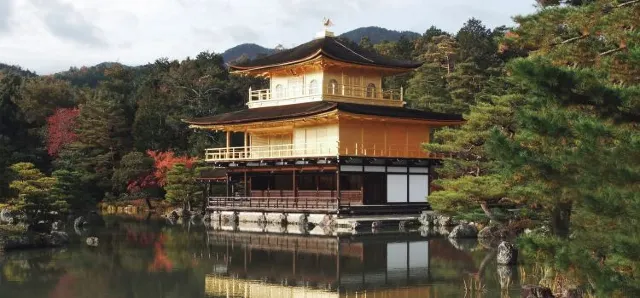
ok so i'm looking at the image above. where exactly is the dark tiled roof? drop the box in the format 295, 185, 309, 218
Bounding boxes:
230, 37, 422, 71
184, 102, 463, 126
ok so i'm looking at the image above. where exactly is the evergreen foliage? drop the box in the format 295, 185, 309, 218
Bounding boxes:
8, 163, 68, 222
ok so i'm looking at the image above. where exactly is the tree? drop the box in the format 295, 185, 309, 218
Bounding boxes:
17, 76, 76, 127
445, 19, 502, 113
46, 108, 80, 157
358, 36, 374, 51
51, 169, 93, 211
406, 35, 458, 112
58, 88, 131, 199
0, 75, 43, 200
164, 163, 210, 210
488, 57, 640, 297
426, 92, 523, 222
112, 151, 155, 195
146, 150, 196, 187
9, 163, 68, 222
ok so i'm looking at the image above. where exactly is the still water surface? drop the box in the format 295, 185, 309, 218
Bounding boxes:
0, 215, 527, 298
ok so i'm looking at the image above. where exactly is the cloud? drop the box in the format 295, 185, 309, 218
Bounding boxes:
0, 0, 12, 33
2, 0, 536, 74
29, 0, 107, 47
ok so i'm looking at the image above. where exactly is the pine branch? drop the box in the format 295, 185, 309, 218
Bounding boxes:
599, 47, 625, 56
618, 0, 639, 8
560, 34, 588, 45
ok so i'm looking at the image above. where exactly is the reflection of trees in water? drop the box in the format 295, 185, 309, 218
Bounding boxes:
0, 215, 214, 298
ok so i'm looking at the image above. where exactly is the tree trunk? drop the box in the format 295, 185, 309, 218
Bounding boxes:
480, 201, 501, 224
551, 202, 572, 238
145, 198, 153, 210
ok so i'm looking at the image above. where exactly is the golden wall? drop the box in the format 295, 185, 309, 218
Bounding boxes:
339, 118, 430, 158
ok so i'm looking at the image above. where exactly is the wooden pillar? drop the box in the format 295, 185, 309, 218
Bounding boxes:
243, 130, 248, 158
226, 130, 231, 159
293, 169, 297, 198
225, 173, 230, 197
243, 170, 248, 197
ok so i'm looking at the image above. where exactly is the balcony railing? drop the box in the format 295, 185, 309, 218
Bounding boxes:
205, 141, 339, 161
204, 141, 448, 162
247, 82, 403, 108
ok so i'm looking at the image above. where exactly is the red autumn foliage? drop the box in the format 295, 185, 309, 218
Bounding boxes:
46, 108, 80, 157
146, 150, 196, 187
125, 150, 196, 193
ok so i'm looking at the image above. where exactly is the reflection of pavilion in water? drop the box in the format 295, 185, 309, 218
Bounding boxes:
204, 231, 476, 297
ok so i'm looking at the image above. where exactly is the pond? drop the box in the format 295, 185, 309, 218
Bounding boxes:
0, 215, 529, 298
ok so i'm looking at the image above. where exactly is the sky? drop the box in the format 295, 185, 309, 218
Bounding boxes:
0, 0, 537, 74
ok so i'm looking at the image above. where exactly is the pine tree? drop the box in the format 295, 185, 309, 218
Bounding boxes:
0, 75, 43, 200
426, 91, 523, 222
164, 162, 210, 210
9, 162, 68, 222
358, 36, 374, 51
406, 35, 457, 112
445, 18, 503, 113
488, 57, 640, 297
58, 88, 130, 200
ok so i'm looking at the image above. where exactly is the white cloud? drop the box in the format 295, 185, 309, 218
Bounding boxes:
0, 0, 13, 33
0, 0, 536, 74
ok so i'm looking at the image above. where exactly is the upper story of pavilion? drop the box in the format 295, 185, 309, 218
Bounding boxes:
184, 26, 464, 164
230, 29, 422, 109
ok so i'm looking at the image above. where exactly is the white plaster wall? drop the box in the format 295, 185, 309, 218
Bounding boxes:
387, 174, 408, 203
409, 175, 429, 202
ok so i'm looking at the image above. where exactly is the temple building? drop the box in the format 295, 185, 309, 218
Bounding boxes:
185, 25, 464, 217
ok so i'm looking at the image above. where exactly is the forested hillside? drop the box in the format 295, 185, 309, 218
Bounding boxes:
338, 26, 420, 44
0, 63, 37, 78
221, 44, 275, 64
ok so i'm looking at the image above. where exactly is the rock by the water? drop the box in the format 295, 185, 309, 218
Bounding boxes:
0, 208, 15, 224
521, 285, 554, 298
51, 220, 64, 231
48, 231, 70, 246
166, 208, 186, 219
448, 223, 478, 238
418, 211, 433, 226
27, 222, 51, 233
497, 241, 518, 265
74, 216, 88, 229
86, 237, 99, 247
436, 215, 457, 227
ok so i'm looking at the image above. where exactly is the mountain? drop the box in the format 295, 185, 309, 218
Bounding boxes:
0, 63, 37, 77
338, 26, 420, 44
54, 62, 152, 88
220, 26, 421, 63
222, 44, 275, 64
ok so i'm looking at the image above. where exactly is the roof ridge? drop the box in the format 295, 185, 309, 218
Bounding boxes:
329, 38, 375, 63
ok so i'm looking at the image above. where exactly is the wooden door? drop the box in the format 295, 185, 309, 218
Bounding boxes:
363, 173, 386, 205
